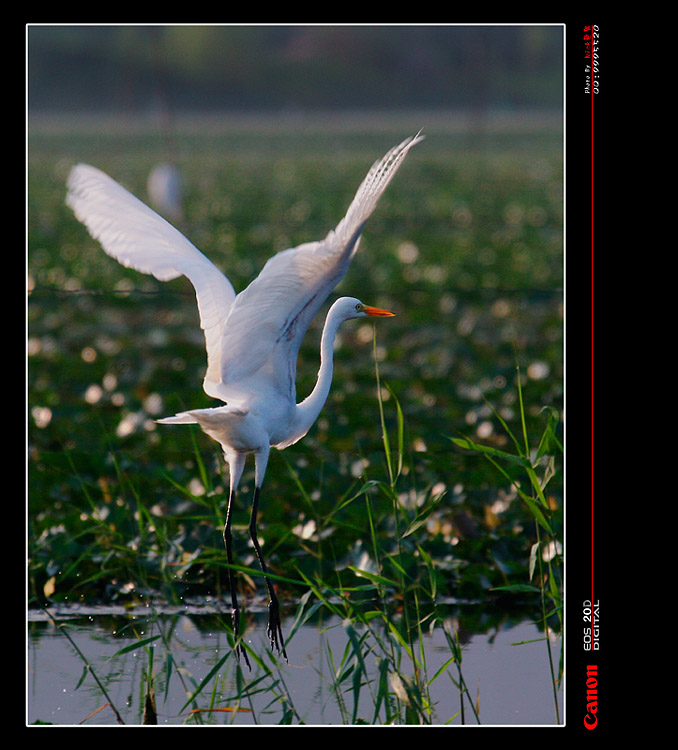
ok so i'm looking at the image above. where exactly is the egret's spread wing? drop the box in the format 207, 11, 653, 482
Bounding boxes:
332, 130, 425, 253
217, 133, 424, 400
66, 164, 236, 394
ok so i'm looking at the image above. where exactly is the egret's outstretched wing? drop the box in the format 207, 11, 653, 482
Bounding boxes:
216, 133, 424, 401
66, 164, 236, 394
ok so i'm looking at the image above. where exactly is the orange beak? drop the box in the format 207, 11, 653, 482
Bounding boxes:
363, 305, 395, 317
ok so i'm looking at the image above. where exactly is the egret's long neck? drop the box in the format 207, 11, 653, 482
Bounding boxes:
293, 304, 345, 441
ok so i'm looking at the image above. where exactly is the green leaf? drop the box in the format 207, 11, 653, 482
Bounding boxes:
491, 583, 542, 593
536, 405, 562, 458
347, 566, 398, 587
389, 671, 410, 705
529, 542, 539, 581
450, 436, 530, 469
386, 383, 405, 478
403, 491, 445, 537
112, 634, 161, 657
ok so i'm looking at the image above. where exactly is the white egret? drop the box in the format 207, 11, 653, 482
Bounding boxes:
66, 132, 423, 665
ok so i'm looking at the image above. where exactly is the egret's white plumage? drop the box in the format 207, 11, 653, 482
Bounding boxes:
66, 132, 423, 664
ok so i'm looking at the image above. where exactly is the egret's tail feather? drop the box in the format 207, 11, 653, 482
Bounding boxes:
156, 412, 198, 425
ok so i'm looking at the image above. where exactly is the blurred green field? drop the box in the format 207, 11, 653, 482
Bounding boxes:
28, 113, 563, 617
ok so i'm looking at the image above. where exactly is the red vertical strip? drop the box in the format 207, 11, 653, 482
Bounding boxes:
591, 79, 595, 604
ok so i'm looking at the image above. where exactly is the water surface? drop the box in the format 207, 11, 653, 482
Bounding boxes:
28, 605, 562, 726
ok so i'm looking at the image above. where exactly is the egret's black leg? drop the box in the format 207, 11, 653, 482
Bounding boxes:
223, 488, 251, 670
249, 486, 288, 661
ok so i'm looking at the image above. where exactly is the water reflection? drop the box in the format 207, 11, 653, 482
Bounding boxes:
28, 606, 562, 726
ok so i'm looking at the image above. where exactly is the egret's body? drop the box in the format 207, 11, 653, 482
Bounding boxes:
66, 133, 423, 664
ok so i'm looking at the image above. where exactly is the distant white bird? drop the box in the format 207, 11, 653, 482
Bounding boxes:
147, 162, 184, 221
66, 132, 423, 665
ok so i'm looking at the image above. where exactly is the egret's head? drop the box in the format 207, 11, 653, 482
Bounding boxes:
334, 296, 395, 322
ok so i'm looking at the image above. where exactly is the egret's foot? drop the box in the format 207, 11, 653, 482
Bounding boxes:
231, 608, 251, 670
267, 599, 288, 661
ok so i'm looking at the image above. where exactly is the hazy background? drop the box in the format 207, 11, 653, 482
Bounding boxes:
27, 25, 563, 117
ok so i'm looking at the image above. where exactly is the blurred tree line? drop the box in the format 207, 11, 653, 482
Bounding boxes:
28, 25, 563, 114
